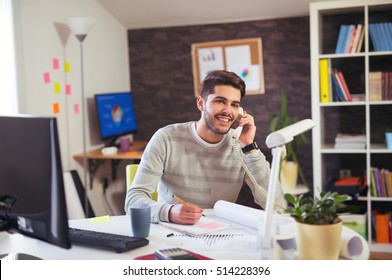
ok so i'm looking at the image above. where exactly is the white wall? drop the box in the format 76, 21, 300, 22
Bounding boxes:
13, 0, 131, 216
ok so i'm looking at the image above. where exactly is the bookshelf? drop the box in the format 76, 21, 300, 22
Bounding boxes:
310, 0, 392, 253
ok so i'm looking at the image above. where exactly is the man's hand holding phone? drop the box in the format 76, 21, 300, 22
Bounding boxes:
232, 108, 256, 148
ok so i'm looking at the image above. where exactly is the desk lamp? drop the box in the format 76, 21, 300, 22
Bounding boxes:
67, 17, 95, 217
260, 118, 315, 259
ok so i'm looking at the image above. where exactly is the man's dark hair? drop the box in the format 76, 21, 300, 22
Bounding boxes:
200, 70, 246, 100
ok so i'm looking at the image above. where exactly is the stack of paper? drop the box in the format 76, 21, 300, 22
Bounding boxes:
334, 133, 366, 149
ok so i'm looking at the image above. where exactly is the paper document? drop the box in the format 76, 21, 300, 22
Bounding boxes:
159, 216, 231, 237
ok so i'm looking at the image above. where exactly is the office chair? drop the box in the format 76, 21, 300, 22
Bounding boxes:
126, 164, 158, 201
63, 170, 95, 219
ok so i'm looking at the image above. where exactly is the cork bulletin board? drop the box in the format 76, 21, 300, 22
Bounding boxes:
191, 38, 265, 97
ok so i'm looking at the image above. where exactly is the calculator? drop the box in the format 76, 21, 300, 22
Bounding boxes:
154, 248, 199, 260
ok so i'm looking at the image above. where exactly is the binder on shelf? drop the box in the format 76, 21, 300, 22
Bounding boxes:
373, 211, 391, 244
319, 59, 330, 103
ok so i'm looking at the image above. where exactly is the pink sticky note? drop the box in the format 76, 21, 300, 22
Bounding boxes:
53, 58, 59, 69
66, 84, 72, 95
44, 72, 50, 84
74, 103, 80, 114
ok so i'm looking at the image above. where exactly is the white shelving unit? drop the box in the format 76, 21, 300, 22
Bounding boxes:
310, 0, 392, 253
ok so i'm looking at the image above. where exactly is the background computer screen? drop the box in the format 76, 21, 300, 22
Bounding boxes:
0, 115, 71, 249
94, 92, 137, 146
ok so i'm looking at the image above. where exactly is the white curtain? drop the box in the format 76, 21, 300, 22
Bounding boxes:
0, 0, 18, 114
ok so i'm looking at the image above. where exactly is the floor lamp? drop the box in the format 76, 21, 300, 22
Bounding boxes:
67, 17, 95, 218
260, 118, 316, 259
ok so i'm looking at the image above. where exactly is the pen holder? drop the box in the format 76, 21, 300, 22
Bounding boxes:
129, 204, 151, 238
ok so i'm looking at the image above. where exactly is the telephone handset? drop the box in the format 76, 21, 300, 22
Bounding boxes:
231, 107, 244, 141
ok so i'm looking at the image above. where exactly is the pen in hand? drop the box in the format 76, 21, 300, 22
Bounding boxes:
172, 195, 205, 217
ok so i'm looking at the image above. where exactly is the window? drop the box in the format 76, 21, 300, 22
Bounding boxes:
0, 0, 18, 114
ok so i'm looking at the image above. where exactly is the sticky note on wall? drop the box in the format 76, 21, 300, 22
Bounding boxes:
64, 62, 70, 73
53, 103, 60, 114
54, 82, 61, 94
43, 72, 50, 84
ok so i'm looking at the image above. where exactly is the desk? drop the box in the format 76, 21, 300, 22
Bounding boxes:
0, 210, 369, 260
73, 140, 147, 189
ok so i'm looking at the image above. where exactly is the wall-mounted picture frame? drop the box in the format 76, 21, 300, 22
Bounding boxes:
191, 37, 265, 97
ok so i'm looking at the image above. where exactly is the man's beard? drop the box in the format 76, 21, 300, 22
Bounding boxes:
203, 111, 232, 135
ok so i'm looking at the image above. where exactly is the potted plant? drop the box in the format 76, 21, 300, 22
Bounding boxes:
284, 191, 349, 259
269, 90, 309, 189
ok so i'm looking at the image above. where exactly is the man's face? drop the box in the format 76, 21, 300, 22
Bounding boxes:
202, 85, 242, 135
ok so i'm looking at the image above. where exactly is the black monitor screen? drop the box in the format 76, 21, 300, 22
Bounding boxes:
94, 92, 137, 145
0, 115, 71, 249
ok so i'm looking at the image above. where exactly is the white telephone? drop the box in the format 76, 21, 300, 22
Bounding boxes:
231, 107, 244, 141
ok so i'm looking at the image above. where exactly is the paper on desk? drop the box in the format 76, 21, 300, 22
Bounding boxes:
212, 200, 366, 260
161, 228, 258, 253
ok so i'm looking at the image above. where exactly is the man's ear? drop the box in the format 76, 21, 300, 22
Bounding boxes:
196, 96, 205, 112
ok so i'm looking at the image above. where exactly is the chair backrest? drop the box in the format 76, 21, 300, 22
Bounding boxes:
126, 164, 157, 201
63, 170, 95, 219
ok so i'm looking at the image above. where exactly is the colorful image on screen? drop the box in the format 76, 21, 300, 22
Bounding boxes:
95, 92, 137, 143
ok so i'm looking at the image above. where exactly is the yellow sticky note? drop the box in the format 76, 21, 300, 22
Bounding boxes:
90, 215, 110, 223
53, 103, 60, 114
64, 62, 70, 73
54, 82, 61, 94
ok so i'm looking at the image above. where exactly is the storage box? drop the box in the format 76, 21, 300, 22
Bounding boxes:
339, 214, 367, 240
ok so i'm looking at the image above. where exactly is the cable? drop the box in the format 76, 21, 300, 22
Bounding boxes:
232, 138, 286, 214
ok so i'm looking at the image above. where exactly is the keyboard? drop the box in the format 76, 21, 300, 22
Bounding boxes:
69, 227, 149, 253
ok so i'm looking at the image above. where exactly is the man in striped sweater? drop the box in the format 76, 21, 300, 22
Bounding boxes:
125, 70, 285, 225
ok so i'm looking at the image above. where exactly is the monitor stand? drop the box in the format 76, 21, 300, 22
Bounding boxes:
104, 136, 119, 148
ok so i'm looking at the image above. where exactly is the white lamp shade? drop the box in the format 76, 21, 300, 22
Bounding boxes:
265, 119, 316, 148
67, 17, 96, 41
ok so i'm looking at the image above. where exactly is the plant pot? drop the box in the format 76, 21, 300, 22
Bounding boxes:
386, 132, 392, 149
280, 160, 298, 189
295, 220, 342, 260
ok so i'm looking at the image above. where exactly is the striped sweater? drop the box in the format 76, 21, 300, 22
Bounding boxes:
124, 121, 285, 223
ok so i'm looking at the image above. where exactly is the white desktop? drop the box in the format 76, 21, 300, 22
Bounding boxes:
0, 205, 369, 260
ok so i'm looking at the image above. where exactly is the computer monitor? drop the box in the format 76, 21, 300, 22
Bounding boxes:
0, 115, 71, 249
94, 92, 137, 146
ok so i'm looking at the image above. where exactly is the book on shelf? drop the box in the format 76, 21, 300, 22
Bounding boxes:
369, 22, 392, 52
370, 167, 392, 198
334, 133, 366, 149
335, 25, 349, 54
331, 73, 346, 101
335, 24, 365, 54
355, 25, 365, 53
369, 71, 382, 101
319, 59, 331, 103
327, 176, 365, 196
350, 93, 365, 101
343, 25, 356, 53
337, 71, 352, 101
369, 71, 392, 101
331, 69, 352, 101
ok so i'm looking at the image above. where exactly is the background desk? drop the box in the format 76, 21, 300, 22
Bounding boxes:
0, 211, 369, 260
73, 140, 147, 190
